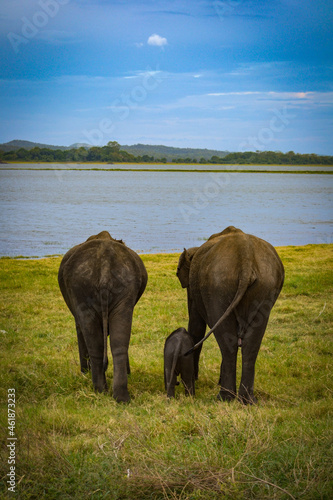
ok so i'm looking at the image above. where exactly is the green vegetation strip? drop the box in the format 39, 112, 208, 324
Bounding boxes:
1, 245, 332, 499
1, 141, 333, 164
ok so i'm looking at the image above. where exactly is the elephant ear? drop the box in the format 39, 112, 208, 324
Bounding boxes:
177, 248, 191, 288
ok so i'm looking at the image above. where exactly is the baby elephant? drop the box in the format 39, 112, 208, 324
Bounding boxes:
164, 327, 195, 398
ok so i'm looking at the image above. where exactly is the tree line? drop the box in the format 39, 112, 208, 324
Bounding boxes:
1, 142, 332, 165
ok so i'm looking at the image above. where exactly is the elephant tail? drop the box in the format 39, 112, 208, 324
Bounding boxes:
184, 273, 255, 356
100, 288, 109, 373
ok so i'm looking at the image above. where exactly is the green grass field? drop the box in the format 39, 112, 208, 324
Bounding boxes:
0, 245, 332, 499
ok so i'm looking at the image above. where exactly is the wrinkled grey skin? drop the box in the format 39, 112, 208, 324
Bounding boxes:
177, 226, 284, 404
164, 327, 195, 398
58, 231, 147, 403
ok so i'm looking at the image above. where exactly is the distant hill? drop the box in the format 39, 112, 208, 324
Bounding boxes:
0, 140, 229, 160
121, 143, 229, 161
0, 140, 67, 152
0, 140, 92, 152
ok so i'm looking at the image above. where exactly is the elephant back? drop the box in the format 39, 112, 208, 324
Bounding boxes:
58, 235, 147, 312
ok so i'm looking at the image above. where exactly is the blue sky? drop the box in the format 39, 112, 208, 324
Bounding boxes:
0, 0, 332, 154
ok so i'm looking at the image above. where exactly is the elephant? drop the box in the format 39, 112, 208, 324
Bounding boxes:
176, 226, 284, 404
58, 231, 147, 402
164, 327, 195, 398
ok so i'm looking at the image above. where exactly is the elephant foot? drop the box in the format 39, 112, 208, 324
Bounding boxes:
115, 396, 131, 404
94, 382, 108, 393
238, 392, 258, 405
217, 389, 236, 402
185, 391, 195, 397
113, 390, 131, 404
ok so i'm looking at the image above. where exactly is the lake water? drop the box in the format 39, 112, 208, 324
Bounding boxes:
0, 165, 332, 256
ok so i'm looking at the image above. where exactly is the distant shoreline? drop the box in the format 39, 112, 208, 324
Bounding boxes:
1, 160, 333, 167
1, 167, 332, 174
0, 161, 332, 174
1, 242, 332, 260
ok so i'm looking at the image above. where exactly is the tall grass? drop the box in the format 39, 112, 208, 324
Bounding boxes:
0, 245, 332, 499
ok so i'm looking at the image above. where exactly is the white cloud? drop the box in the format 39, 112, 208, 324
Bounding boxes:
147, 33, 168, 47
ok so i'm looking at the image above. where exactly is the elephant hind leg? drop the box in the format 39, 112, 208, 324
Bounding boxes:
181, 357, 195, 396
166, 371, 177, 398
109, 307, 133, 403
238, 310, 269, 404
77, 313, 107, 393
217, 351, 238, 402
214, 316, 239, 402
75, 321, 90, 374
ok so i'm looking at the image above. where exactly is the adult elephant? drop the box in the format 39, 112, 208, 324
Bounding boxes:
58, 231, 147, 402
176, 226, 284, 404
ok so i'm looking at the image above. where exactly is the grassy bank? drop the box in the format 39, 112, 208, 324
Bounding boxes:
0, 166, 333, 175
0, 245, 332, 499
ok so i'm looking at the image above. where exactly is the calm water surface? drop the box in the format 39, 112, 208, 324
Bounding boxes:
0, 166, 332, 256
